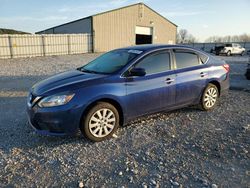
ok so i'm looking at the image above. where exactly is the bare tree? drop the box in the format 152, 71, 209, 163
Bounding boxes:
231, 35, 240, 42
239, 33, 250, 42
177, 29, 197, 43
205, 36, 223, 43
224, 35, 231, 42
186, 34, 197, 43
178, 29, 188, 43
205, 33, 250, 43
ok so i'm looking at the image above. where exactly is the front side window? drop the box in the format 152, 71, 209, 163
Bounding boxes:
134, 51, 170, 75
81, 49, 142, 74
174, 51, 200, 69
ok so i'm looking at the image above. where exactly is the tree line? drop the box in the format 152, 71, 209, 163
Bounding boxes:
177, 29, 250, 43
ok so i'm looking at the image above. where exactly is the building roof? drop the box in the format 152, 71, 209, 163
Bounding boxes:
36, 2, 177, 34
92, 2, 177, 27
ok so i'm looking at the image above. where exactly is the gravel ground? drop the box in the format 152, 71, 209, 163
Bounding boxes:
0, 54, 249, 187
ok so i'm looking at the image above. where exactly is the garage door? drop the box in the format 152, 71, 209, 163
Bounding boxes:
135, 26, 153, 35
135, 26, 153, 45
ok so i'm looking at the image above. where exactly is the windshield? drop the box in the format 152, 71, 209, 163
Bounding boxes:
79, 49, 143, 74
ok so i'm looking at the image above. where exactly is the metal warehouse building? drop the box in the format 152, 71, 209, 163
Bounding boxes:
36, 3, 177, 52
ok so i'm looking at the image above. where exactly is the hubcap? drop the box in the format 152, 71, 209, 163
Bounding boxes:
89, 108, 116, 138
204, 87, 217, 108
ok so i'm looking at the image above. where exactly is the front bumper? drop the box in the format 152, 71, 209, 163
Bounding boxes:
26, 102, 83, 136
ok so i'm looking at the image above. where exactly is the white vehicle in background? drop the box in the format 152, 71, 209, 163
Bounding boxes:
219, 43, 246, 56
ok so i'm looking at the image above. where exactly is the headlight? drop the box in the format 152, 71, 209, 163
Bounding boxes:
38, 93, 75, 107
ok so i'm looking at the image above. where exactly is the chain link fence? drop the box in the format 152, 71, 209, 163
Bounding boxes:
180, 42, 250, 53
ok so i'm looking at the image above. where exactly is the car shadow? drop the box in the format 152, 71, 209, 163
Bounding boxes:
123, 105, 200, 128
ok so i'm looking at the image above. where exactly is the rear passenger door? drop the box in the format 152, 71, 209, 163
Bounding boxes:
173, 49, 208, 105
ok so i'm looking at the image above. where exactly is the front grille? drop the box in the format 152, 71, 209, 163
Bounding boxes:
32, 120, 42, 130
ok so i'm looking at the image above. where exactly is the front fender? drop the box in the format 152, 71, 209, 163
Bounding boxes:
73, 81, 127, 124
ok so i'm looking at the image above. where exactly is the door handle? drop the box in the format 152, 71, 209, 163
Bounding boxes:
200, 72, 208, 77
165, 78, 175, 84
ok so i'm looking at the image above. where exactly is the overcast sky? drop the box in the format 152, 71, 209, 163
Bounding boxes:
0, 0, 249, 42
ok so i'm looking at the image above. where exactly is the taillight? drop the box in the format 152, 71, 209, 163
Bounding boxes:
223, 64, 230, 72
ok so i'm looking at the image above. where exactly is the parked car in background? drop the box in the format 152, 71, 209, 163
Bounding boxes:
211, 43, 245, 56
210, 44, 225, 55
27, 45, 230, 142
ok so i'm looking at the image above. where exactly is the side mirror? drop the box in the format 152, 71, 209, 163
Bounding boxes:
129, 67, 146, 77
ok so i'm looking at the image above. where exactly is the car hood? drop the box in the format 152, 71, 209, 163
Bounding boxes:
31, 70, 106, 95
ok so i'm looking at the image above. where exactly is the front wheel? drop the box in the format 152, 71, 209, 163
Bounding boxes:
227, 50, 231, 56
199, 83, 219, 111
81, 102, 119, 142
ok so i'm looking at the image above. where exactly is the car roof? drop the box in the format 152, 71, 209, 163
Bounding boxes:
120, 44, 198, 52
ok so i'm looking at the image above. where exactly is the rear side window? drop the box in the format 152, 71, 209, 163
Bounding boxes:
135, 51, 170, 75
199, 53, 209, 64
174, 52, 200, 69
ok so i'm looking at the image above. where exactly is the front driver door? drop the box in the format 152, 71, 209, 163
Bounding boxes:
124, 50, 176, 119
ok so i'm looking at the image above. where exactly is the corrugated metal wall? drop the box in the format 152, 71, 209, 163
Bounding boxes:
0, 34, 92, 59
93, 4, 177, 52
36, 17, 92, 34
54, 18, 92, 34
45, 35, 68, 56
11, 35, 42, 58
0, 35, 11, 59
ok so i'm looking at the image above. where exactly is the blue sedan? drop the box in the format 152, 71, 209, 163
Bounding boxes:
27, 45, 230, 142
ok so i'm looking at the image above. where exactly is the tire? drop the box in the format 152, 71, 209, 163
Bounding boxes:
199, 83, 219, 111
241, 51, 245, 56
81, 102, 119, 142
227, 50, 231, 56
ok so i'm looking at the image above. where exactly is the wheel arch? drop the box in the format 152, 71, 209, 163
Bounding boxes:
80, 97, 124, 128
208, 80, 221, 96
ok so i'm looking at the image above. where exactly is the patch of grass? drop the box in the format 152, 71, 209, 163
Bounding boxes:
0, 28, 31, 34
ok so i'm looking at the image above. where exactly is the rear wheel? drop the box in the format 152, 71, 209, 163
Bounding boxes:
199, 83, 219, 111
81, 102, 119, 142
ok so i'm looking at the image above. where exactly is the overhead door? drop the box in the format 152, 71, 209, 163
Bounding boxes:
135, 26, 153, 45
